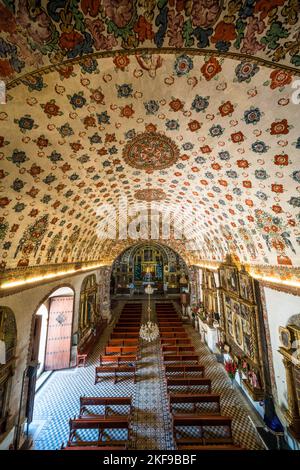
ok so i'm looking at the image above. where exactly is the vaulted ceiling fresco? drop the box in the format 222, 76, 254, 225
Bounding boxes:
0, 1, 300, 276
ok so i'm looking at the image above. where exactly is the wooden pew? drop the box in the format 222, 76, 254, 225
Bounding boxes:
114, 327, 140, 331
167, 377, 212, 392
68, 416, 130, 446
165, 364, 205, 376
95, 365, 136, 384
161, 338, 192, 345
105, 346, 138, 355
163, 354, 200, 363
79, 396, 132, 417
108, 338, 139, 346
158, 322, 182, 326
162, 345, 195, 354
169, 393, 220, 414
111, 332, 139, 339
99, 354, 136, 366
172, 414, 234, 447
160, 332, 188, 338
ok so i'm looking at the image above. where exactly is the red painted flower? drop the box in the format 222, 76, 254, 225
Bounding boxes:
226, 194, 233, 201
0, 169, 6, 179
81, 0, 100, 17
270, 69, 293, 89
181, 154, 189, 161
211, 21, 237, 43
272, 239, 285, 251
120, 105, 135, 118
58, 65, 74, 79
105, 133, 116, 143
245, 199, 253, 207
237, 159, 249, 168
35, 136, 49, 149
231, 131, 244, 143
219, 101, 234, 117
270, 119, 289, 135
0, 197, 11, 207
60, 163, 71, 173
201, 56, 222, 81
59, 31, 84, 50
70, 142, 84, 152
200, 145, 211, 153
272, 205, 282, 213
113, 54, 130, 70
26, 187, 39, 198
188, 120, 201, 131
247, 216, 254, 222
211, 163, 221, 170
219, 180, 228, 186
83, 115, 96, 128
29, 209, 39, 217
133, 15, 154, 42
145, 123, 157, 132
274, 154, 288, 165
243, 180, 252, 188
169, 98, 184, 112
43, 100, 61, 117
254, 0, 286, 20
28, 164, 43, 177
10, 224, 19, 232
271, 184, 283, 193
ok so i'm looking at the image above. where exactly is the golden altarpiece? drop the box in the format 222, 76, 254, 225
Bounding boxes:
218, 256, 265, 401
279, 325, 300, 441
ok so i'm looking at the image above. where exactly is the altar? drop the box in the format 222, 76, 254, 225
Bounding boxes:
197, 318, 219, 354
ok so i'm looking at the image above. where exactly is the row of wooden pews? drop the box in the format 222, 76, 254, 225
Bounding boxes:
62, 303, 142, 450
156, 302, 244, 451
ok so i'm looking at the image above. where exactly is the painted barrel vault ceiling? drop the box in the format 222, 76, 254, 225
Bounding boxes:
0, 0, 300, 276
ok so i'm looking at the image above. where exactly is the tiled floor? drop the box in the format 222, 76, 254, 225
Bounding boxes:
30, 300, 264, 450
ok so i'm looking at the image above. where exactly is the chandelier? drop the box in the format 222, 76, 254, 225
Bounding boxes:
139, 242, 160, 342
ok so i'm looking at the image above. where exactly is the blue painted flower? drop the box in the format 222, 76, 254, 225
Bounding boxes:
69, 92, 86, 109
191, 95, 209, 113
244, 107, 261, 125
43, 174, 56, 185
288, 197, 300, 207
236, 204, 245, 212
293, 137, 300, 149
255, 169, 269, 180
108, 146, 118, 155
89, 133, 102, 144
219, 199, 226, 205
255, 191, 268, 200
58, 123, 74, 138
11, 178, 25, 192
144, 100, 159, 115
226, 170, 238, 178
209, 124, 224, 137
213, 186, 221, 193
8, 149, 28, 167
16, 115, 35, 132
97, 111, 110, 124
65, 190, 74, 198
174, 54, 193, 76
13, 203, 26, 212
218, 151, 230, 160
3, 241, 11, 250
125, 129, 136, 140
195, 156, 206, 165
80, 58, 98, 74
21, 75, 44, 92
235, 61, 260, 82
117, 83, 133, 98
176, 163, 185, 169
103, 160, 111, 167
251, 140, 269, 153
69, 173, 79, 181
48, 151, 62, 163
205, 172, 214, 179
166, 119, 179, 130
116, 165, 124, 172
233, 188, 242, 195
182, 142, 194, 150
291, 170, 300, 183
41, 195, 51, 203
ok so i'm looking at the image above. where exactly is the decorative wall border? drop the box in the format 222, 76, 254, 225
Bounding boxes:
5, 47, 300, 91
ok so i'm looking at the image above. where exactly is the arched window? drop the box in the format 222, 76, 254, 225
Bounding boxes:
79, 275, 97, 338
0, 307, 17, 435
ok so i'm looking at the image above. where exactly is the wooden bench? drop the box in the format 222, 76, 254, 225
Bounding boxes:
161, 338, 192, 345
172, 414, 233, 447
105, 346, 138, 356
165, 364, 205, 376
79, 396, 132, 417
169, 393, 220, 414
162, 345, 195, 354
167, 377, 212, 392
160, 333, 188, 339
114, 327, 140, 331
99, 354, 136, 366
111, 332, 139, 339
163, 354, 200, 363
108, 338, 139, 346
158, 322, 182, 326
95, 365, 136, 384
159, 327, 185, 332
68, 416, 130, 446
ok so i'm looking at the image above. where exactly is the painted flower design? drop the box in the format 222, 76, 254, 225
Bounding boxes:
226, 170, 238, 178
191, 95, 209, 113
11, 178, 25, 192
120, 104, 135, 118
209, 124, 224, 137
169, 98, 184, 112
144, 100, 159, 115
235, 61, 259, 82
255, 169, 269, 180
166, 119, 179, 130
218, 151, 230, 160
201, 56, 222, 81
188, 120, 201, 131
288, 197, 300, 207
97, 111, 110, 124
69, 92, 86, 109
244, 107, 261, 125
274, 154, 289, 166
15, 115, 37, 133
41, 99, 62, 118
251, 140, 269, 153
89, 133, 102, 144
117, 83, 133, 98
219, 101, 234, 117
90, 88, 105, 104
80, 57, 98, 74
58, 123, 74, 138
291, 170, 300, 183
231, 131, 245, 143
270, 69, 293, 89
113, 54, 130, 70
270, 119, 289, 135
7, 150, 28, 167
174, 54, 193, 76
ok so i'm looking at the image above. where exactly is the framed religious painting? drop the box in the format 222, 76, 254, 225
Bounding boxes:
239, 271, 254, 303
279, 326, 292, 350
225, 266, 239, 294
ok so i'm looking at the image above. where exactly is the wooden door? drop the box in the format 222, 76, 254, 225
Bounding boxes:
45, 296, 73, 371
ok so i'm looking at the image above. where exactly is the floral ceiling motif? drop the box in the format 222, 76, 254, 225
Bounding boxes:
0, 0, 300, 83
0, 47, 299, 270
123, 131, 180, 171
134, 188, 167, 202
